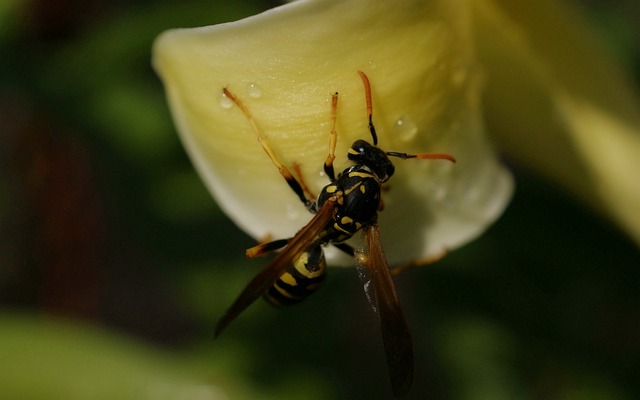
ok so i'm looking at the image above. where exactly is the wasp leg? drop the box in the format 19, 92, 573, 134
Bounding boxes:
333, 242, 355, 257
389, 248, 449, 277
292, 162, 317, 200
357, 70, 378, 146
323, 92, 339, 182
223, 87, 314, 210
246, 238, 291, 259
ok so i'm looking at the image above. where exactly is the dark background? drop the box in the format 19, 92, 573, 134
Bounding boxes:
1, 1, 638, 399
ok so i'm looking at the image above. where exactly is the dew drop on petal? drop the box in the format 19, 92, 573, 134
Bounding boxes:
393, 116, 418, 141
219, 91, 233, 109
247, 82, 262, 98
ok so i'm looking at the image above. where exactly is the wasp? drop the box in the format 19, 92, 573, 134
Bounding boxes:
215, 71, 455, 397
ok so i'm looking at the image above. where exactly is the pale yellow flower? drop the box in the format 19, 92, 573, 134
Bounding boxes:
153, 0, 640, 266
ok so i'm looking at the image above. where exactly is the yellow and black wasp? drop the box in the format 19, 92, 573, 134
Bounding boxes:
215, 71, 455, 397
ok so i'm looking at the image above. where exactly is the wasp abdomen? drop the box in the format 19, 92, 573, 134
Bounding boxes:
264, 244, 327, 306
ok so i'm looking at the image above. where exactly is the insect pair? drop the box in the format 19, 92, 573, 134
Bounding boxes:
215, 71, 455, 397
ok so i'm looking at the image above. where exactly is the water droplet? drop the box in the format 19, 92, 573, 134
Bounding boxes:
367, 60, 378, 69
393, 116, 418, 141
247, 82, 262, 98
219, 91, 233, 109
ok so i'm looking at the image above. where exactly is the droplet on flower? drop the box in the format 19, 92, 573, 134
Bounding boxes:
247, 82, 262, 98
393, 116, 418, 141
219, 91, 233, 109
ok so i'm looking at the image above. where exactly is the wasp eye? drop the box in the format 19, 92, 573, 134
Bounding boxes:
346, 140, 395, 181
348, 139, 372, 161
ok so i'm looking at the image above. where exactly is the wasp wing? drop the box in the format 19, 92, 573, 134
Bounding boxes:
214, 196, 338, 338
352, 236, 377, 314
359, 224, 414, 397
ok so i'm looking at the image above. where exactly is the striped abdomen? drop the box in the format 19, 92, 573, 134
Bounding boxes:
264, 244, 327, 306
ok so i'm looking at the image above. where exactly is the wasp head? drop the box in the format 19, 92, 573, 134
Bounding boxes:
348, 139, 395, 182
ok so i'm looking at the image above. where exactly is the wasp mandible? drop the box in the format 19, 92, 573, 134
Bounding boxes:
215, 71, 455, 397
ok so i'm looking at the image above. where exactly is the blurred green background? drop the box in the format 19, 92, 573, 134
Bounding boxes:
0, 0, 638, 399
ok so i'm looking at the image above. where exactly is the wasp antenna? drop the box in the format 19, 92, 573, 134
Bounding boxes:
387, 151, 456, 163
357, 70, 378, 146
413, 153, 456, 163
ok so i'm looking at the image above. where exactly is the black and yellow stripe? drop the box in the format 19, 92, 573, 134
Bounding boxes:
264, 244, 327, 306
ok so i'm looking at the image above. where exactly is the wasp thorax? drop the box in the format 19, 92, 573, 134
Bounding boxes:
347, 139, 395, 182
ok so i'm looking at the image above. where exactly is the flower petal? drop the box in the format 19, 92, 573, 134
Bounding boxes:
153, 0, 513, 264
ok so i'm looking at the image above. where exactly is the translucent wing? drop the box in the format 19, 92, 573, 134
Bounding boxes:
214, 197, 338, 337
353, 236, 377, 315
359, 224, 414, 397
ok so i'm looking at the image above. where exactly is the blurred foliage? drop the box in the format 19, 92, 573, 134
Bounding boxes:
0, 0, 638, 399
